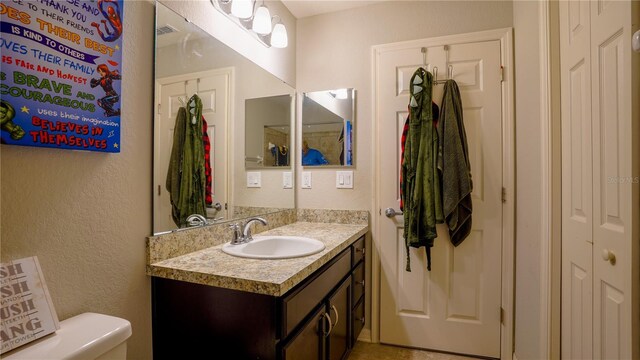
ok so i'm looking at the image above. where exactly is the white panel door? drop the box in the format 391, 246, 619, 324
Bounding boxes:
154, 70, 230, 233
559, 1, 594, 358
590, 1, 634, 358
560, 1, 638, 358
377, 40, 503, 358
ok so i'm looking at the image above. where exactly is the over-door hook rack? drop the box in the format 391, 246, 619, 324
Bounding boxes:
432, 64, 454, 85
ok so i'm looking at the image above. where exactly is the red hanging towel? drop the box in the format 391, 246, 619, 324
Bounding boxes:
202, 116, 212, 206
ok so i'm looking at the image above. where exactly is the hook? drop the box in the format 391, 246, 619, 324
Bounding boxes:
421, 47, 427, 67
448, 64, 453, 80
433, 66, 439, 82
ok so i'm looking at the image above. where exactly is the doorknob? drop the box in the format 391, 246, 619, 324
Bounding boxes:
211, 202, 222, 211
384, 208, 403, 218
601, 249, 616, 265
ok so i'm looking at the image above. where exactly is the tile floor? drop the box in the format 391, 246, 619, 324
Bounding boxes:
349, 342, 480, 360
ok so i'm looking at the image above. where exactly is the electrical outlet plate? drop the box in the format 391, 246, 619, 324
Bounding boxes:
301, 171, 312, 189
336, 171, 354, 189
282, 172, 293, 189
247, 172, 261, 188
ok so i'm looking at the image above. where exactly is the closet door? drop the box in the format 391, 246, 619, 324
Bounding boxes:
590, 1, 636, 358
561, 1, 639, 358
560, 1, 593, 358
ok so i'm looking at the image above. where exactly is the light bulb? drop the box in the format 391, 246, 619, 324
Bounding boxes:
271, 22, 288, 48
252, 5, 272, 35
231, 0, 253, 19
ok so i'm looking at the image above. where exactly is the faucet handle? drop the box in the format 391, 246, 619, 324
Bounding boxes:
229, 223, 242, 244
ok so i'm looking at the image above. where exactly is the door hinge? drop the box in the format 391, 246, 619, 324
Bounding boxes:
158, 185, 161, 196
225, 203, 228, 210
500, 65, 504, 82
157, 103, 161, 114
500, 307, 505, 324
501, 187, 507, 203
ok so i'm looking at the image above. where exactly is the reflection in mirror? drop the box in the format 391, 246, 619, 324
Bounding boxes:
301, 89, 355, 167
154, 3, 295, 235
245, 95, 292, 168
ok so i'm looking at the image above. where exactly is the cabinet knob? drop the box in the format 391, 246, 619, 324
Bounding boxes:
330, 305, 339, 327
322, 312, 333, 337
356, 247, 366, 255
601, 249, 616, 265
356, 316, 365, 325
358, 280, 365, 287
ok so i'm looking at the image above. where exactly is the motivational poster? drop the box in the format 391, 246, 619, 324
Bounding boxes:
0, 256, 60, 354
0, 0, 124, 152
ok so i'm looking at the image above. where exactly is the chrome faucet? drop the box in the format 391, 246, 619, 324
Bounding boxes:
229, 217, 268, 245
242, 217, 268, 242
186, 214, 207, 227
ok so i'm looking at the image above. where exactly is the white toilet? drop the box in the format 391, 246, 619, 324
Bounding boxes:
3, 312, 132, 360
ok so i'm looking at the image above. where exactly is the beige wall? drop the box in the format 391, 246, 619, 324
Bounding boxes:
513, 1, 545, 359
296, 0, 513, 340
1, 1, 155, 359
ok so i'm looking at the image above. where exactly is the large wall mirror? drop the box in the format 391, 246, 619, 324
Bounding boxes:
301, 89, 355, 167
154, 2, 295, 235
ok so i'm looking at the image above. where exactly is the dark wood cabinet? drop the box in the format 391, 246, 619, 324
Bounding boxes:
327, 277, 351, 360
152, 235, 366, 360
350, 237, 365, 344
281, 306, 326, 360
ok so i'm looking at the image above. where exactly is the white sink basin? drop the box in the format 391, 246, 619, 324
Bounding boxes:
221, 236, 325, 259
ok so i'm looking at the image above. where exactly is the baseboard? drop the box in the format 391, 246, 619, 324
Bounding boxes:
357, 329, 372, 343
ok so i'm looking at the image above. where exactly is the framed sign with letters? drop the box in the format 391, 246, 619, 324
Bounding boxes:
1, 0, 124, 152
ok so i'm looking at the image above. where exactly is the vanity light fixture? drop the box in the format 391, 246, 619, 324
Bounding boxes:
270, 16, 288, 48
252, 2, 272, 35
231, 0, 253, 19
330, 89, 349, 100
211, 0, 288, 49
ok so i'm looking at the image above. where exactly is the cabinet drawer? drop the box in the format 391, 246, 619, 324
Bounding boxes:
352, 299, 365, 345
351, 236, 365, 265
281, 248, 352, 338
352, 262, 365, 306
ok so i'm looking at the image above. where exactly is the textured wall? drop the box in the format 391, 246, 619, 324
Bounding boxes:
0, 1, 155, 358
296, 0, 513, 339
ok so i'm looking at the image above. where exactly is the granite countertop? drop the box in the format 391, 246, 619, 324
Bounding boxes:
147, 222, 368, 297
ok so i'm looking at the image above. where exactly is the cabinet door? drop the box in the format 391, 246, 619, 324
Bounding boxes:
327, 276, 351, 360
281, 305, 326, 360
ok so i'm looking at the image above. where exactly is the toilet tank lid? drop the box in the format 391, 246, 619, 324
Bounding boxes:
3, 312, 132, 360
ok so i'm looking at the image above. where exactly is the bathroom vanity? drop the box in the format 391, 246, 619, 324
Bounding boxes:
148, 221, 367, 360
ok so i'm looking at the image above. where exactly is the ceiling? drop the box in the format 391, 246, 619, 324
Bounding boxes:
280, 0, 387, 19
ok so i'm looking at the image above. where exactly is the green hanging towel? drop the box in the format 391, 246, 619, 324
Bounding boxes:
401, 68, 443, 272
437, 80, 473, 246
166, 94, 207, 227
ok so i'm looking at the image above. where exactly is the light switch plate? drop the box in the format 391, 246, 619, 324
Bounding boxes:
336, 171, 353, 189
247, 172, 261, 188
301, 172, 312, 189
282, 172, 293, 189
